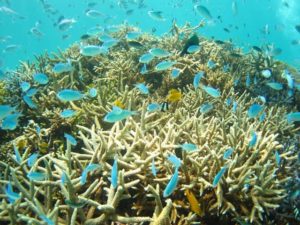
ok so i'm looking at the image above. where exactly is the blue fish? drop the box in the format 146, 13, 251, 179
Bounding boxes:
102, 39, 118, 49
111, 157, 118, 188
261, 69, 272, 78
167, 154, 181, 168
60, 109, 76, 118
80, 45, 108, 56
187, 45, 201, 53
155, 61, 176, 71
199, 102, 213, 114
223, 148, 234, 159
57, 89, 84, 102
1, 113, 21, 130
245, 73, 250, 87
151, 158, 157, 176
27, 171, 46, 181
147, 103, 161, 112
98, 34, 114, 42
275, 150, 281, 166
283, 70, 294, 89
147, 10, 166, 21
180, 143, 197, 152
266, 82, 283, 90
248, 131, 257, 148
149, 48, 170, 57
39, 214, 54, 225
232, 101, 238, 113
140, 64, 148, 74
207, 60, 216, 69
80, 164, 101, 185
171, 68, 181, 79
0, 104, 15, 120
202, 85, 220, 98
286, 112, 300, 123
52, 60, 73, 74
5, 183, 21, 203
126, 31, 141, 40
259, 112, 266, 122
27, 153, 39, 167
33, 73, 49, 85
104, 106, 136, 123
247, 104, 263, 119
139, 53, 154, 64
20, 81, 31, 92
26, 88, 38, 97
194, 4, 212, 20
13, 145, 21, 164
88, 88, 97, 98
135, 83, 149, 94
212, 167, 227, 187
64, 133, 77, 146
163, 167, 179, 197
193, 71, 204, 89
225, 98, 231, 106
61, 172, 67, 185
23, 95, 37, 109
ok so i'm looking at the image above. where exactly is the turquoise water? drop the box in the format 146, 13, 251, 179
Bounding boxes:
0, 0, 300, 70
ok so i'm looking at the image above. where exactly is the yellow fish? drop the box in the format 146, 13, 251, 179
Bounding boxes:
185, 189, 202, 216
167, 89, 182, 103
113, 99, 125, 109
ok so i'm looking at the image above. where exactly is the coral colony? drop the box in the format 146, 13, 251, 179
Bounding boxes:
0, 23, 300, 225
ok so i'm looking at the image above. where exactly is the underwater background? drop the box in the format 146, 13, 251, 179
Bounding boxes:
0, 0, 300, 225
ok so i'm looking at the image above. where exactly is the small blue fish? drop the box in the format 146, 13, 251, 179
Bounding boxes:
98, 34, 114, 42
199, 102, 213, 114
259, 112, 266, 122
148, 10, 166, 21
104, 106, 136, 123
247, 104, 263, 119
151, 158, 157, 176
23, 95, 37, 109
126, 31, 141, 40
27, 153, 39, 167
180, 143, 197, 152
266, 82, 283, 90
155, 61, 176, 71
27, 171, 46, 181
64, 133, 77, 146
20, 81, 31, 92
225, 98, 231, 106
147, 103, 161, 112
60, 109, 76, 118
88, 88, 97, 98
163, 167, 179, 197
202, 85, 220, 98
135, 83, 149, 94
57, 89, 84, 102
261, 69, 272, 78
52, 60, 73, 74
275, 150, 281, 166
80, 45, 108, 56
149, 48, 170, 57
26, 88, 38, 97
39, 214, 54, 225
207, 60, 216, 69
223, 148, 234, 159
5, 183, 21, 203
193, 71, 204, 89
194, 4, 213, 20
212, 167, 227, 187
0, 104, 15, 120
1, 113, 21, 130
232, 101, 238, 113
248, 131, 257, 148
283, 70, 294, 89
33, 73, 49, 85
286, 112, 300, 123
167, 154, 181, 168
61, 172, 67, 185
140, 64, 148, 74
139, 53, 154, 64
187, 45, 201, 53
13, 145, 21, 164
80, 164, 101, 185
102, 39, 118, 49
245, 73, 250, 87
171, 68, 181, 79
111, 157, 118, 188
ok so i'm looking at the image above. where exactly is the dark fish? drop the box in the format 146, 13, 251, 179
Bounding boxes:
223, 28, 230, 33
215, 40, 225, 44
80, 34, 90, 40
180, 33, 199, 56
88, 2, 97, 7
126, 9, 134, 15
127, 40, 144, 48
252, 46, 262, 52
291, 40, 300, 45
230, 52, 242, 58
295, 25, 300, 33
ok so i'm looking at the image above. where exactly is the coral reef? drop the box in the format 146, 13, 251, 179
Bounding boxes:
0, 23, 300, 225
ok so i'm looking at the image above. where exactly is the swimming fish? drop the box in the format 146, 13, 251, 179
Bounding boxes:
171, 68, 181, 79
57, 17, 76, 31
167, 154, 181, 168
180, 143, 197, 152
282, 70, 294, 89
134, 83, 149, 94
247, 104, 263, 119
140, 64, 148, 74
139, 53, 154, 64
80, 45, 108, 56
102, 39, 118, 49
1, 113, 21, 130
151, 158, 157, 176
80, 163, 101, 185
88, 88, 97, 98
64, 133, 77, 146
163, 167, 179, 197
194, 5, 212, 20
60, 109, 76, 118
180, 33, 199, 56
147, 103, 161, 112
13, 144, 21, 164
261, 69, 272, 78
0, 104, 15, 120
266, 82, 283, 90
52, 60, 73, 74
199, 102, 213, 114
187, 45, 201, 54
148, 10, 166, 21
111, 157, 118, 188
286, 112, 300, 123
104, 106, 136, 123
185, 189, 202, 216
27, 153, 39, 167
85, 9, 103, 18
193, 71, 204, 89
57, 89, 84, 102
155, 61, 176, 71
275, 150, 281, 166
149, 48, 170, 58
39, 214, 54, 225
126, 31, 141, 40
223, 148, 234, 160
20, 81, 31, 92
27, 171, 47, 181
212, 167, 227, 187
202, 85, 220, 98
23, 95, 37, 109
248, 131, 257, 148
167, 89, 182, 103
5, 183, 20, 203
